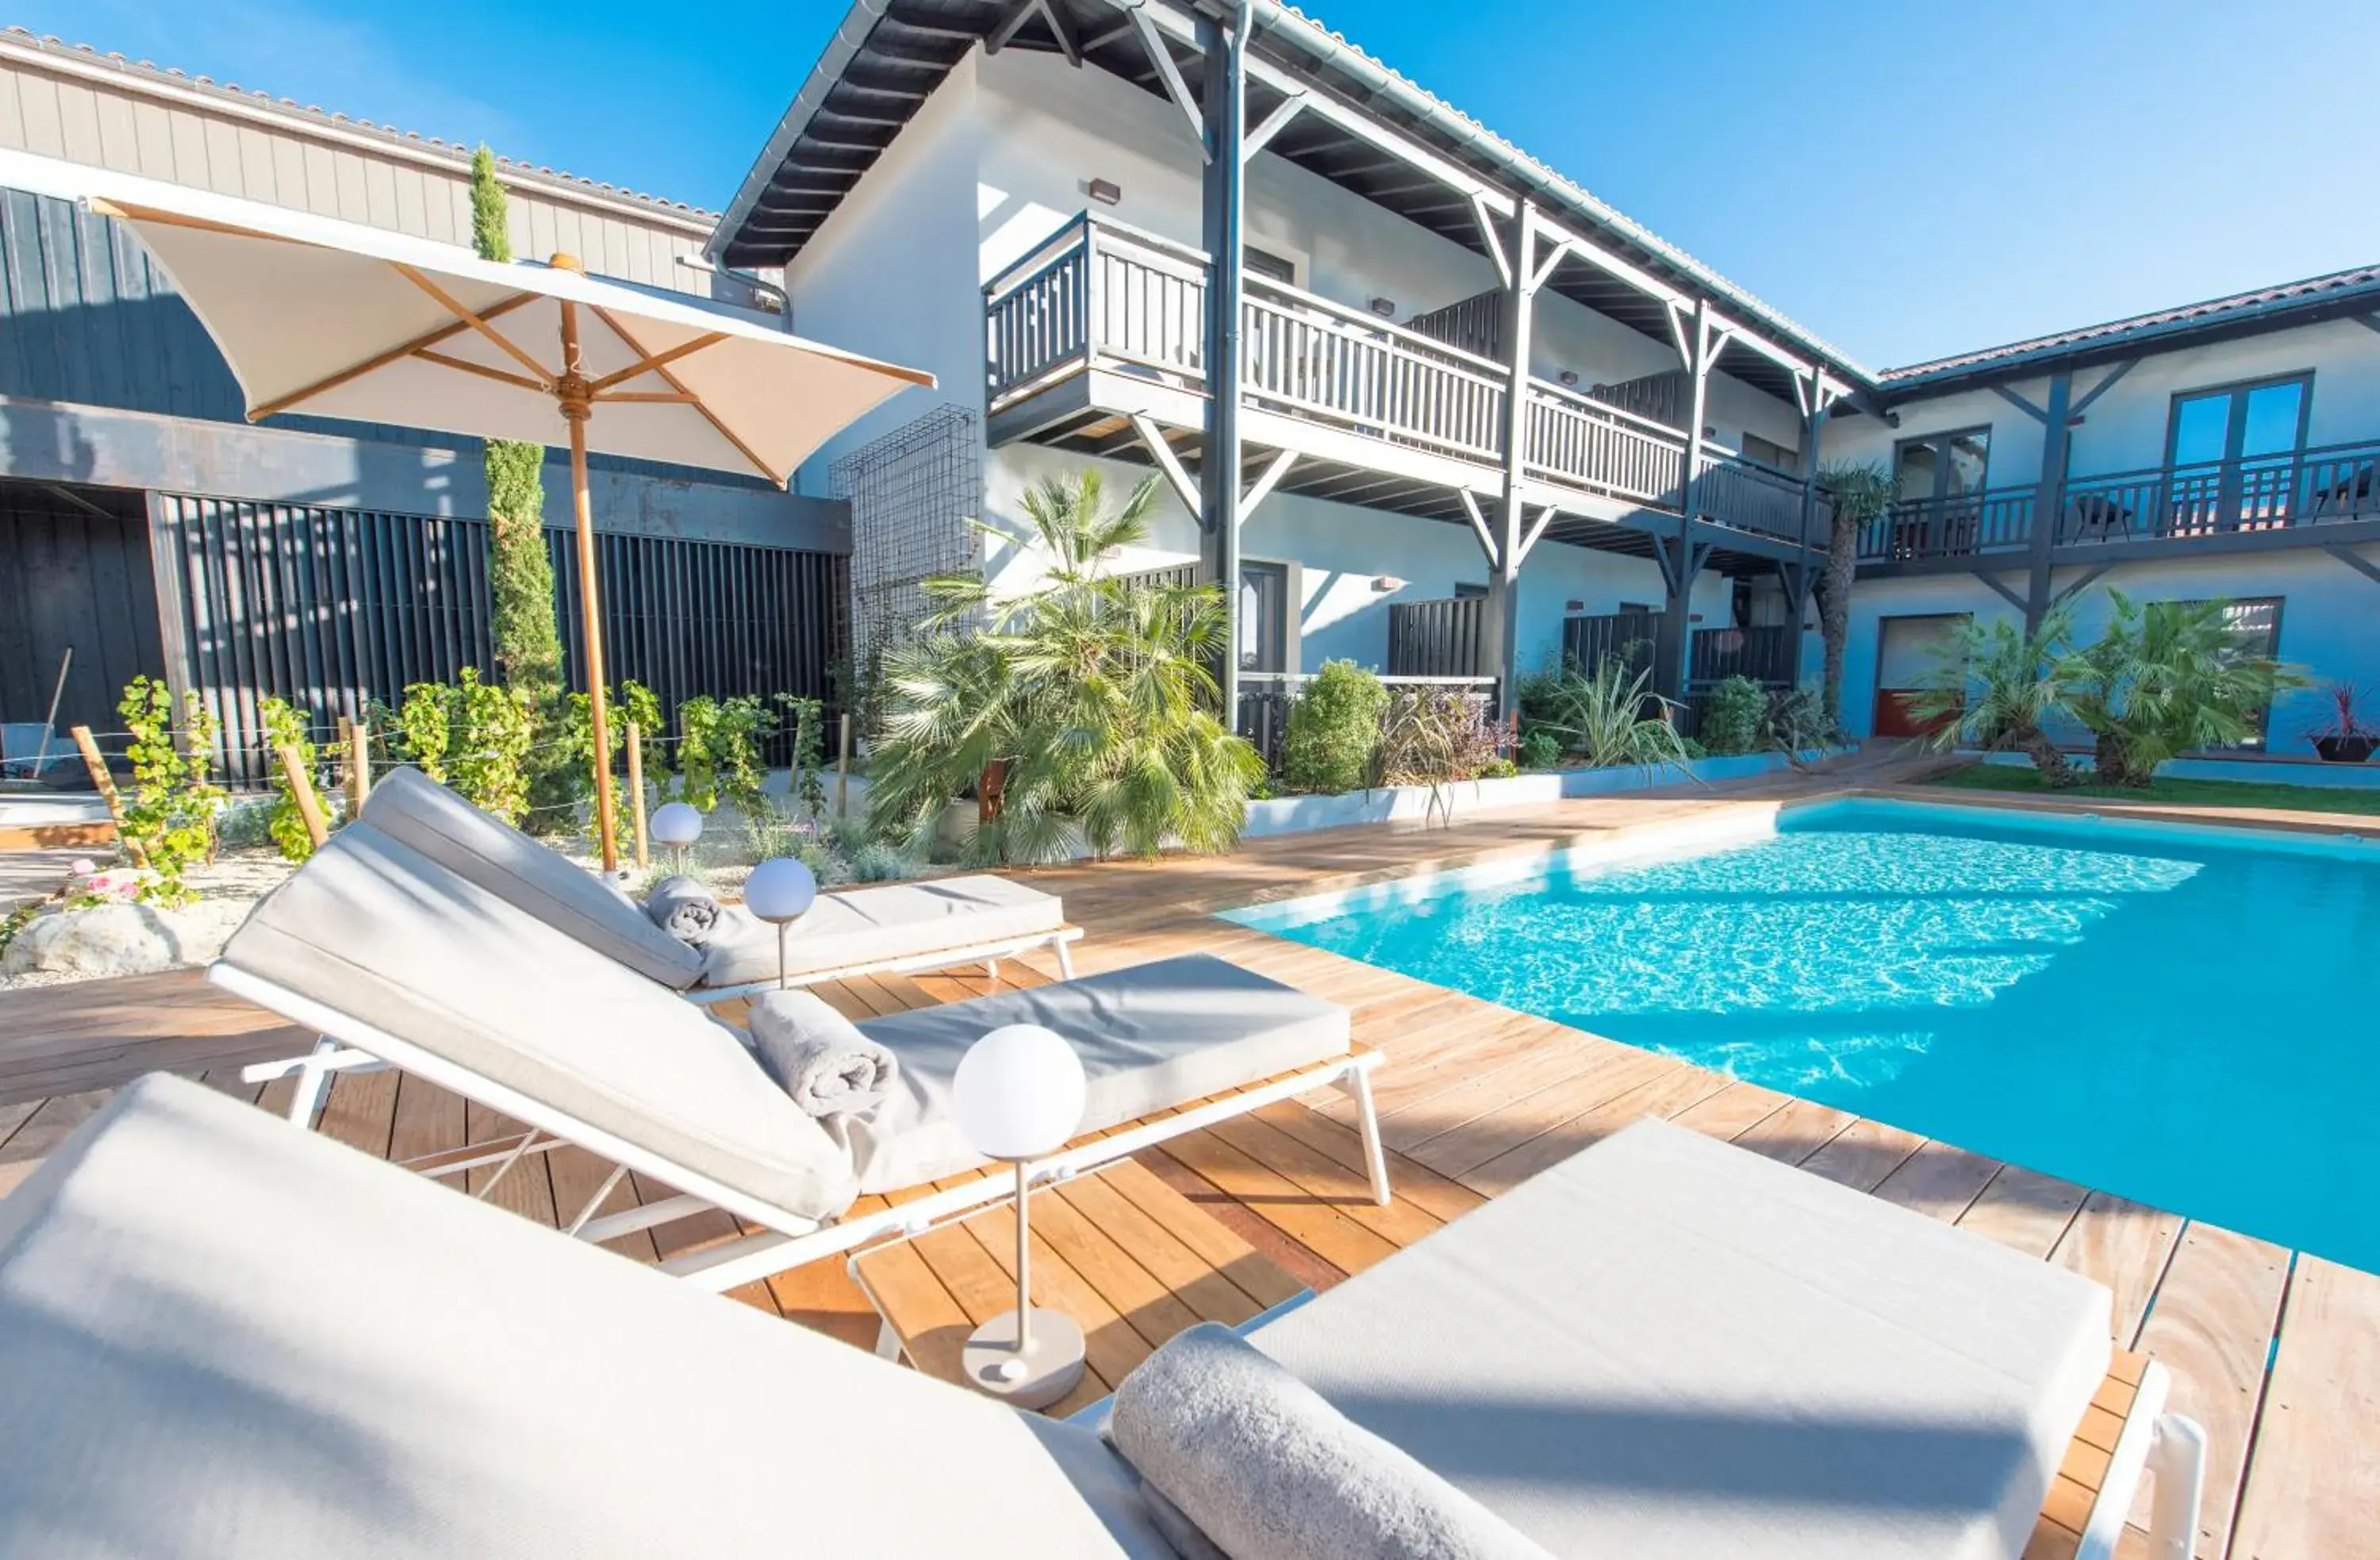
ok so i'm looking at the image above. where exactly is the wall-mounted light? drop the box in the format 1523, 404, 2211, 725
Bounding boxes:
1565, 599, 1584, 612
1368, 297, 1397, 318
1087, 178, 1122, 206
1371, 575, 1407, 593
1557, 369, 1580, 387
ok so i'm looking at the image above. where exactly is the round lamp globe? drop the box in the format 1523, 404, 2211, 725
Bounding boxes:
953, 1024, 1087, 1162
648, 801, 704, 849
743, 856, 818, 924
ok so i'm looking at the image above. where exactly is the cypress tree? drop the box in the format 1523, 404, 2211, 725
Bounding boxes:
470, 148, 568, 800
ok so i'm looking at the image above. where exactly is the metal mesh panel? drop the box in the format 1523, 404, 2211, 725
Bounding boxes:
828, 405, 982, 708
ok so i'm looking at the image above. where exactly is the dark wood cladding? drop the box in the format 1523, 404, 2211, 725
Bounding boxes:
0, 480, 167, 742
152, 494, 846, 785
1388, 595, 1484, 678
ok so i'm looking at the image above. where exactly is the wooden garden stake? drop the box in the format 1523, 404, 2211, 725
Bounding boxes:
71, 724, 146, 866
276, 743, 330, 850
346, 717, 371, 817
836, 713, 851, 819
625, 720, 649, 869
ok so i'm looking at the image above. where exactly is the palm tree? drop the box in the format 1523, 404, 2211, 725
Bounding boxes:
1814, 462, 1895, 733
866, 468, 1264, 863
1902, 598, 2082, 786
2059, 593, 2305, 788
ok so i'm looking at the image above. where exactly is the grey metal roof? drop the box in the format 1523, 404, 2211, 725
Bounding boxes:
1879, 262, 2380, 398
1, 29, 718, 228
707, 0, 1877, 402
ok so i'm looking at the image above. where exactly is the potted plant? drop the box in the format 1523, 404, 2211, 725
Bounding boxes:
2307, 682, 2380, 763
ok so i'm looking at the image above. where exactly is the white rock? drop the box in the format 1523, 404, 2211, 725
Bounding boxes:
0, 898, 251, 980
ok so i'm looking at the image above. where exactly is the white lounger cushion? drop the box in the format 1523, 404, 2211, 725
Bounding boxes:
0, 1075, 1170, 1559
701, 874, 1065, 986
363, 764, 706, 989
1250, 1118, 2113, 1560
220, 823, 860, 1224
843, 954, 1351, 1191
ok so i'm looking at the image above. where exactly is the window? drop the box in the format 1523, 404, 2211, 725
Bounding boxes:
1453, 582, 1488, 600
1244, 245, 1296, 286
1892, 428, 1992, 507
2166, 373, 2311, 530
1238, 562, 1289, 673
2175, 596, 2284, 750
1741, 431, 1801, 473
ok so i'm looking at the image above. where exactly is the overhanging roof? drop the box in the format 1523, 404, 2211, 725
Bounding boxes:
1877, 262, 2380, 402
708, 0, 1879, 408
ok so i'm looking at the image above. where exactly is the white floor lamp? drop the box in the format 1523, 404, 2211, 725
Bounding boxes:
953, 1023, 1088, 1409
743, 857, 819, 988
648, 801, 703, 878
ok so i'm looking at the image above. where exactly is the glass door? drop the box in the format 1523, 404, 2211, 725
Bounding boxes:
2166, 375, 2308, 534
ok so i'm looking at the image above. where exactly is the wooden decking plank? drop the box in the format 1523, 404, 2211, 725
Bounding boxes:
2227, 1254, 2380, 1558
962, 1198, 1150, 1396
1051, 1174, 1266, 1327
1151, 1126, 1401, 1278
2052, 1192, 2186, 1345
1871, 1138, 2002, 1224
1204, 1109, 1448, 1250
1099, 1156, 1305, 1310
1247, 1098, 1486, 1226
854, 1236, 976, 1381
1134, 1143, 1347, 1296
1456, 1062, 1733, 1197
313, 1068, 399, 1160
1956, 1164, 2092, 1260
1372, 1024, 1619, 1153
1403, 1043, 1678, 1178
1790, 1114, 1923, 1190
2129, 1223, 2291, 1557
545, 1143, 662, 1263
0, 1088, 110, 1197
1728, 1094, 1858, 1165
1027, 1181, 1210, 1347
1668, 1078, 1794, 1141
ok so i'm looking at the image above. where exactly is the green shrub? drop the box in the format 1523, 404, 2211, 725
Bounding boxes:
846, 839, 922, 882
115, 677, 225, 906
1700, 675, 1767, 756
1374, 686, 1499, 787
1517, 728, 1562, 770
677, 694, 775, 820
394, 670, 535, 823
1282, 660, 1388, 795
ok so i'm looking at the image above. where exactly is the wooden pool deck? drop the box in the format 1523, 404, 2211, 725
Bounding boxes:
0, 758, 2370, 1558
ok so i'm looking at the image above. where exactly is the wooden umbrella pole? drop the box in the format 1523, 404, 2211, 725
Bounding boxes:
558, 294, 620, 874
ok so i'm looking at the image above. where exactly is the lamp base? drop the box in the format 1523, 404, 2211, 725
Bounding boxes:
962, 1308, 1085, 1410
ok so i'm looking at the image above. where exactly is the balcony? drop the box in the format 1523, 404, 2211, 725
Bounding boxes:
985, 216, 1819, 558
1858, 439, 2380, 569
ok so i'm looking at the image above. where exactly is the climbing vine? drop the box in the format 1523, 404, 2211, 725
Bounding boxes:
115, 677, 225, 906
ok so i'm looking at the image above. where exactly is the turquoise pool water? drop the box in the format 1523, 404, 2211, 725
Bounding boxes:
1228, 799, 2380, 1272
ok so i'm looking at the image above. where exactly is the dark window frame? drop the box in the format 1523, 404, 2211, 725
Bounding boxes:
2163, 371, 2315, 470
1891, 425, 1994, 505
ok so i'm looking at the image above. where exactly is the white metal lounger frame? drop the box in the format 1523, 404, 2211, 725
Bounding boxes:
2080, 1357, 2206, 1560
209, 960, 1388, 1296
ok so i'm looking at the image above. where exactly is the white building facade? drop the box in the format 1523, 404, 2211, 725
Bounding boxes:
709, 0, 2380, 763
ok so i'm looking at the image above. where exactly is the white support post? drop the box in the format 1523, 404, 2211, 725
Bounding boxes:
2144, 1414, 2207, 1560
1337, 1065, 1392, 1205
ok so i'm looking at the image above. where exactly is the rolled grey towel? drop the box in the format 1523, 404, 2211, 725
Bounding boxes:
645, 874, 720, 947
1110, 1323, 1553, 1560
746, 989, 898, 1118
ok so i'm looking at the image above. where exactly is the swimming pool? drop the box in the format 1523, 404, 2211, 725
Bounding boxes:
1226, 798, 2380, 1273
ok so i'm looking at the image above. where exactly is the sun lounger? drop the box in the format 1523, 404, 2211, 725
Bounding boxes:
359, 765, 1084, 996
208, 821, 1385, 1292
241, 765, 1084, 1108
3, 1077, 2198, 1560
0, 1074, 1173, 1559
1225, 1116, 2205, 1560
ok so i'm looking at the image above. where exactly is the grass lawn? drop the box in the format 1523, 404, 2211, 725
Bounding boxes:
1921, 761, 2380, 818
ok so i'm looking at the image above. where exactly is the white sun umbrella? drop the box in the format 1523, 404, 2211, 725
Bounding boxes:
2, 148, 932, 871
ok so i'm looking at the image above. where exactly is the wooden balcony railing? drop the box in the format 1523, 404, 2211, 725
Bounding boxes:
985, 217, 1814, 548
1858, 438, 2380, 564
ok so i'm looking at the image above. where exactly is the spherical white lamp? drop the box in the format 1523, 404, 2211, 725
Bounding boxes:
743, 856, 818, 989
649, 801, 703, 876
954, 1024, 1088, 1409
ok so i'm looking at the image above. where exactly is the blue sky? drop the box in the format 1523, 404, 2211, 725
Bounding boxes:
25, 0, 2380, 368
